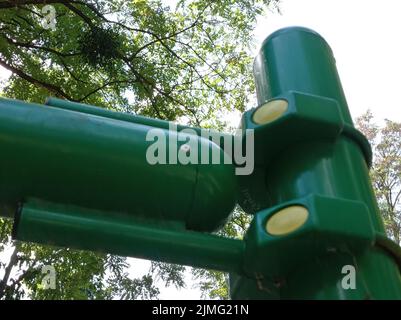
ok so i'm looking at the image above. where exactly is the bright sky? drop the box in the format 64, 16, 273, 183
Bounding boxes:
1, 0, 401, 300
254, 0, 401, 124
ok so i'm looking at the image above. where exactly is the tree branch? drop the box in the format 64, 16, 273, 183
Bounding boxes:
77, 79, 130, 102
0, 57, 74, 100
2, 34, 81, 57
62, 2, 94, 27
0, 0, 79, 9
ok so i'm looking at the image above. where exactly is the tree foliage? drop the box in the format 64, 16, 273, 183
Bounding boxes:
356, 111, 401, 244
0, 0, 279, 126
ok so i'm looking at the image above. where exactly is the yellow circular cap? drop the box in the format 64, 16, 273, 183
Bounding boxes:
266, 206, 309, 236
252, 99, 288, 125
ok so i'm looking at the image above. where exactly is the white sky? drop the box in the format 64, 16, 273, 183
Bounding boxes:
254, 0, 401, 124
1, 0, 401, 299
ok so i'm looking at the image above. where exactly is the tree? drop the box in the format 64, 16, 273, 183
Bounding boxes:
0, 0, 280, 299
0, 219, 161, 299
356, 111, 401, 244
0, 0, 279, 126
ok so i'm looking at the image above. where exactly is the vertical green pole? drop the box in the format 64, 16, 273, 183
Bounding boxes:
232, 27, 401, 299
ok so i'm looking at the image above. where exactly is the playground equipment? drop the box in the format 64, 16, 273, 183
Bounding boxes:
1, 27, 401, 299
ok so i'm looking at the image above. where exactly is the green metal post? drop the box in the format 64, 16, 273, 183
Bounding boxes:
232, 27, 401, 299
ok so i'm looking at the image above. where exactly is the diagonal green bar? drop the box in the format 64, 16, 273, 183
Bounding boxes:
45, 97, 234, 150
13, 199, 245, 273
45, 97, 194, 133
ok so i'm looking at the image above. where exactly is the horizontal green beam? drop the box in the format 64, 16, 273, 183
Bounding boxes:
0, 97, 237, 231
13, 199, 245, 273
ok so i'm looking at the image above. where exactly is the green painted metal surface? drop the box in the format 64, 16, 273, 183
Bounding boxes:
45, 97, 235, 154
13, 199, 244, 273
231, 27, 401, 299
253, 26, 353, 125
0, 98, 237, 232
3, 26, 401, 299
